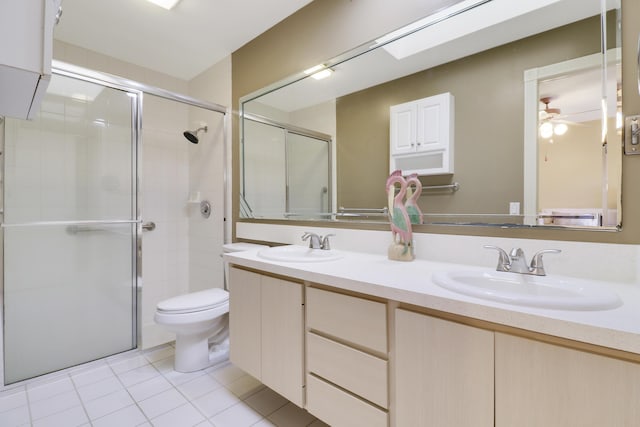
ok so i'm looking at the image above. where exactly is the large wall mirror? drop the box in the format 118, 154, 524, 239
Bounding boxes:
240, 0, 622, 230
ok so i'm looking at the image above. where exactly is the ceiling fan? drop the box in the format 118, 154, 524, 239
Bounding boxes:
539, 97, 570, 139
539, 97, 564, 121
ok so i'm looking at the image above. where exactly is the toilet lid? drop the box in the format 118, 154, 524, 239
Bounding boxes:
157, 288, 229, 314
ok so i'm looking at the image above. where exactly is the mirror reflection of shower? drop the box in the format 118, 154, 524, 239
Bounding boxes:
183, 125, 208, 144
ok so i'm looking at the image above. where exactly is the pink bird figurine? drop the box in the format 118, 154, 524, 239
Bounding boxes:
405, 173, 424, 225
387, 169, 403, 216
385, 171, 412, 255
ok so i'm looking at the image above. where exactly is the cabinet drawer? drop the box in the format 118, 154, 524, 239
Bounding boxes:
306, 374, 388, 427
307, 287, 387, 354
307, 332, 388, 408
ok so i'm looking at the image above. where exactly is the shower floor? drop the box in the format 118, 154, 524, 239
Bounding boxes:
0, 344, 327, 426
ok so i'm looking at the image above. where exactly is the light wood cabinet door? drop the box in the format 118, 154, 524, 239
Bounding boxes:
307, 287, 387, 354
307, 374, 388, 427
307, 332, 388, 408
495, 333, 640, 427
395, 309, 494, 427
261, 275, 304, 407
228, 267, 261, 379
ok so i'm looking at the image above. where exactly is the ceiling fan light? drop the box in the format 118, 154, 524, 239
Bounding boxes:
540, 122, 553, 139
554, 123, 568, 136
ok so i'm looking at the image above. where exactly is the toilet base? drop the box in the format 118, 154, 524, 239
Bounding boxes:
174, 332, 210, 372
174, 335, 230, 373
208, 341, 230, 367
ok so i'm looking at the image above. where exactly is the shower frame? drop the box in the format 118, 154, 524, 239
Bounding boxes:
241, 113, 333, 218
0, 60, 229, 386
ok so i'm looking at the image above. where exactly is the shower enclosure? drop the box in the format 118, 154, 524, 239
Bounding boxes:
1, 60, 228, 385
241, 116, 332, 219
1, 71, 141, 384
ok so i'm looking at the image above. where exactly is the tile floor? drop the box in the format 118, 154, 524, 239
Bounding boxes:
0, 345, 328, 427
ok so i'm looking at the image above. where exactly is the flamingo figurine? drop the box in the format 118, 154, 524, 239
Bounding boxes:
405, 173, 424, 225
386, 169, 403, 217
385, 171, 412, 256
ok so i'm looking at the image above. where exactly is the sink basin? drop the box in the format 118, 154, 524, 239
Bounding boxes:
432, 270, 622, 311
258, 245, 343, 263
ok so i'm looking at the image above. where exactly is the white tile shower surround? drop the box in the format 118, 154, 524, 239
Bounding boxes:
0, 346, 327, 427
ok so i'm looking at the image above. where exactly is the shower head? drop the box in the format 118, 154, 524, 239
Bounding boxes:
183, 125, 207, 144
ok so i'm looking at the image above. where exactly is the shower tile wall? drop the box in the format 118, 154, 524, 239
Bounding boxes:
52, 41, 230, 349
186, 112, 225, 293
187, 58, 231, 293
141, 95, 191, 348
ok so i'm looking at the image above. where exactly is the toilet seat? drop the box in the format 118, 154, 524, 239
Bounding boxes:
157, 288, 228, 315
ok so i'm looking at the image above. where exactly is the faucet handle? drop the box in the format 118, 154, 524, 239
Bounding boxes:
483, 245, 511, 272
321, 234, 335, 250
529, 249, 561, 275
302, 232, 321, 249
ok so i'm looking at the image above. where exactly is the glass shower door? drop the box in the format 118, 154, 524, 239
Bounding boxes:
2, 73, 139, 384
287, 133, 331, 217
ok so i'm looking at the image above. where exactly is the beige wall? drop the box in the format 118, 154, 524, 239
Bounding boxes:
232, 0, 640, 244
538, 118, 621, 211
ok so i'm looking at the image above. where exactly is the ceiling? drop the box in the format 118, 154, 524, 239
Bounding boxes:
53, 0, 314, 81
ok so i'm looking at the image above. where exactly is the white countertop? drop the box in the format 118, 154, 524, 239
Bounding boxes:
224, 246, 640, 355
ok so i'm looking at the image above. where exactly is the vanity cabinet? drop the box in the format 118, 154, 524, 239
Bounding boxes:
495, 333, 640, 426
305, 287, 389, 427
228, 262, 640, 427
228, 267, 304, 407
389, 92, 454, 175
0, 0, 60, 119
394, 309, 494, 427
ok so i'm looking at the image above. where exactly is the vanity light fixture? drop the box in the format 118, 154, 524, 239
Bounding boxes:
310, 68, 333, 80
304, 64, 325, 75
145, 0, 182, 10
304, 65, 334, 80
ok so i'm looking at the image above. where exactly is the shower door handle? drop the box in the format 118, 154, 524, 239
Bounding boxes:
142, 221, 156, 232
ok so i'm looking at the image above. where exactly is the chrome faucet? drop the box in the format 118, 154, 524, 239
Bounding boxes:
321, 234, 335, 250
302, 232, 334, 250
484, 245, 561, 276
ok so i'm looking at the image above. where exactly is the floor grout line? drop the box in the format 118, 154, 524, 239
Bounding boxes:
68, 371, 92, 427
106, 352, 155, 426
0, 344, 323, 427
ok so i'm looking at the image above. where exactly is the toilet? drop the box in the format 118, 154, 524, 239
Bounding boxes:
154, 242, 266, 372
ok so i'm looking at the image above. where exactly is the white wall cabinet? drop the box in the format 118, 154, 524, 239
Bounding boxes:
389, 92, 454, 175
394, 309, 494, 427
228, 267, 304, 407
0, 0, 61, 119
495, 333, 640, 427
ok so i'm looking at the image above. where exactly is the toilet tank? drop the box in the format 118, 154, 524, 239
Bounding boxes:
223, 242, 267, 253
